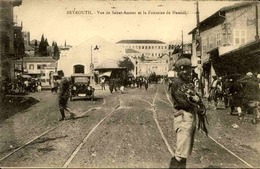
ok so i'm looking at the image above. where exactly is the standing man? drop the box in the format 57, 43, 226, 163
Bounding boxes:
238, 72, 260, 124
100, 77, 106, 91
58, 72, 76, 121
169, 58, 208, 168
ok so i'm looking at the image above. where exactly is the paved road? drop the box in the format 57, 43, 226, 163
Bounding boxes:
0, 83, 259, 168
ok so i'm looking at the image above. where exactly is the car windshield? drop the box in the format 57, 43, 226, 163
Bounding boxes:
74, 77, 90, 83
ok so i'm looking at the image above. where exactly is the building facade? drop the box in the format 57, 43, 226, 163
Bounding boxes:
0, 0, 22, 81
58, 36, 124, 77
190, 1, 260, 95
138, 54, 169, 77
117, 40, 170, 77
15, 57, 56, 86
116, 40, 169, 59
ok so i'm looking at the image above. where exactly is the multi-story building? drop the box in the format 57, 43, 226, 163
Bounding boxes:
116, 40, 169, 59
15, 57, 56, 86
189, 1, 260, 95
124, 48, 142, 77
138, 54, 169, 77
117, 40, 170, 77
0, 0, 22, 81
22, 31, 35, 56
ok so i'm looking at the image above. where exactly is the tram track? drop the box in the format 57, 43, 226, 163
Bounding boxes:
162, 82, 254, 168
138, 86, 175, 158
63, 97, 121, 168
0, 97, 108, 164
0, 84, 256, 168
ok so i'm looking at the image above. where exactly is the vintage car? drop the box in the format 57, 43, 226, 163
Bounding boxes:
69, 73, 95, 101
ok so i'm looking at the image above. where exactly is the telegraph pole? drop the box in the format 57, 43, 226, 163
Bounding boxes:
255, 4, 259, 40
181, 30, 183, 57
195, 0, 204, 96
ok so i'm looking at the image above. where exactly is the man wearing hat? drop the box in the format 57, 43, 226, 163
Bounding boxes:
58, 71, 76, 121
169, 58, 208, 168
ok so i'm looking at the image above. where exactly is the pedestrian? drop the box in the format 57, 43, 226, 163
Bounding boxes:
169, 58, 208, 168
238, 72, 260, 124
37, 80, 42, 92
109, 77, 115, 93
100, 77, 106, 91
208, 76, 222, 110
227, 78, 243, 115
144, 77, 149, 90
58, 73, 76, 121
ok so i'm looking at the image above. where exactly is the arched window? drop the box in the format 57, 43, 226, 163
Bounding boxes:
29, 64, 34, 70
74, 65, 85, 73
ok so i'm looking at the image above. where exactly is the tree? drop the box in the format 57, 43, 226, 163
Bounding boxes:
118, 56, 134, 72
38, 34, 49, 56
38, 34, 45, 56
53, 41, 60, 60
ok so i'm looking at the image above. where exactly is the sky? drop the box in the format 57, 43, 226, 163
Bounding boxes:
14, 0, 241, 46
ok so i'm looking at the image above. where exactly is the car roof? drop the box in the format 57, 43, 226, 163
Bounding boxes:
71, 73, 92, 77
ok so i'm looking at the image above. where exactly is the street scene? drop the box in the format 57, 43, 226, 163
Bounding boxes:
0, 83, 259, 168
0, 0, 260, 168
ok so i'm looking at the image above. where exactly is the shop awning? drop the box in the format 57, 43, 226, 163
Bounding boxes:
99, 71, 112, 77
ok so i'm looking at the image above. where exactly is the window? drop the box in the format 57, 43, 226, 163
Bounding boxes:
29, 64, 34, 70
234, 29, 246, 45
202, 37, 207, 55
152, 46, 154, 49
37, 64, 46, 69
209, 35, 214, 49
235, 30, 240, 45
241, 30, 246, 44
216, 33, 221, 47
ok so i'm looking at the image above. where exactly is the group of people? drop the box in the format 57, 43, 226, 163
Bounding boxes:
168, 58, 259, 168
208, 72, 260, 124
1, 76, 42, 97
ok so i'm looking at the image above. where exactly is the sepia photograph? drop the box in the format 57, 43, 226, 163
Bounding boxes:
0, 0, 259, 168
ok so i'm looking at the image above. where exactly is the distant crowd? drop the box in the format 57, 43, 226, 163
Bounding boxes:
206, 72, 260, 124
1, 76, 42, 96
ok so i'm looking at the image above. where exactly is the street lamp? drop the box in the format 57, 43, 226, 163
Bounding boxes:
90, 45, 99, 84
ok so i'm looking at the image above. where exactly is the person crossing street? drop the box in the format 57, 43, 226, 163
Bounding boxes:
58, 72, 76, 121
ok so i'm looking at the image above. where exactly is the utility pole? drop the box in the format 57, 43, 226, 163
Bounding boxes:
255, 4, 259, 40
195, 0, 204, 96
181, 30, 183, 57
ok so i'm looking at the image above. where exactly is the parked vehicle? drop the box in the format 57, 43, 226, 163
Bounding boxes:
70, 73, 95, 101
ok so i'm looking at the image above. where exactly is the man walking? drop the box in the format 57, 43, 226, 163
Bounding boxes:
58, 72, 76, 121
169, 58, 208, 168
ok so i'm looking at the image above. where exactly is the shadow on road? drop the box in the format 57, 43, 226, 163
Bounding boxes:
0, 96, 39, 122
